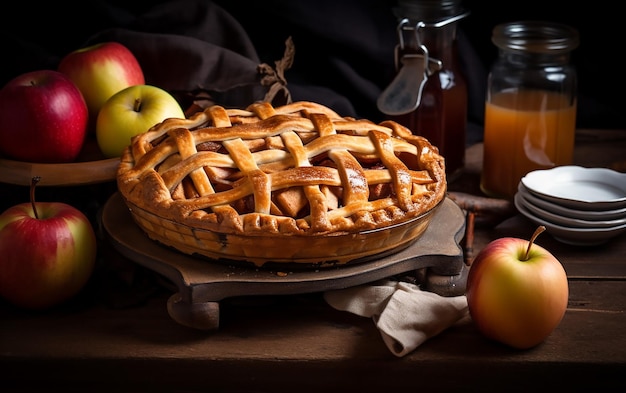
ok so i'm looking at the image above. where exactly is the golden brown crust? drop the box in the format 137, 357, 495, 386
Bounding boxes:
117, 101, 446, 265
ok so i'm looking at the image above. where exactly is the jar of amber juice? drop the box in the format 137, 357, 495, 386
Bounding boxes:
378, 0, 469, 181
481, 21, 579, 200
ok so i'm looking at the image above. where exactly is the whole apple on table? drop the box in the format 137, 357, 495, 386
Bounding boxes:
0, 70, 88, 163
0, 177, 97, 309
465, 226, 569, 349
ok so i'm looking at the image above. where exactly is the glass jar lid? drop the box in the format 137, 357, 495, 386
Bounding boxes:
394, 0, 465, 22
492, 21, 579, 54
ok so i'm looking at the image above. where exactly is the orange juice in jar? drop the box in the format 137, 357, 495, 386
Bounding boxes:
481, 89, 577, 199
480, 21, 579, 200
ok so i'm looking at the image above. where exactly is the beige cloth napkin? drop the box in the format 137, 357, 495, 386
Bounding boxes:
324, 279, 470, 357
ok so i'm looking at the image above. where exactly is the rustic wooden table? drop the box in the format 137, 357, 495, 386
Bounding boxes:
1, 129, 625, 392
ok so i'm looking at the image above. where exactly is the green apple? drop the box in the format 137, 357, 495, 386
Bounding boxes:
96, 84, 185, 158
465, 226, 569, 349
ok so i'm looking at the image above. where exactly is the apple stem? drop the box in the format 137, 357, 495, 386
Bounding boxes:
523, 225, 546, 261
133, 98, 142, 112
30, 176, 41, 219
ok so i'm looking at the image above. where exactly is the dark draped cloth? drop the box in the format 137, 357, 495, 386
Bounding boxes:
2, 0, 621, 144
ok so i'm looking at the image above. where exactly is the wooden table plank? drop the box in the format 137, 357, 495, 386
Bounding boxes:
1, 278, 624, 391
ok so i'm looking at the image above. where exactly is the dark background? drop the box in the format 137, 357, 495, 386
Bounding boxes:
0, 0, 622, 251
1, 0, 623, 143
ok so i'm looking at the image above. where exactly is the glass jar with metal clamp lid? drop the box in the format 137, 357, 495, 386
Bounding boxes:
378, 0, 469, 180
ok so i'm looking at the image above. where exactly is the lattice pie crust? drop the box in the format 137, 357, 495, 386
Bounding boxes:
116, 101, 447, 266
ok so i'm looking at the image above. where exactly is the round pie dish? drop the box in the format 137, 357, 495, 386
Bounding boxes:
117, 101, 448, 267
124, 195, 444, 268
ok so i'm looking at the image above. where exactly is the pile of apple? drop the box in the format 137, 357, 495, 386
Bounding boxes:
0, 41, 185, 163
0, 42, 185, 310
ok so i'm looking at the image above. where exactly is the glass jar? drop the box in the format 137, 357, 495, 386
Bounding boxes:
378, 0, 469, 181
481, 21, 579, 200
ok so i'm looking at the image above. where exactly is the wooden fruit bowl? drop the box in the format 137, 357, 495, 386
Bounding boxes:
0, 136, 119, 186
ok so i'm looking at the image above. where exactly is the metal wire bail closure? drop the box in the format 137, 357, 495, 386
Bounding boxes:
378, 18, 442, 116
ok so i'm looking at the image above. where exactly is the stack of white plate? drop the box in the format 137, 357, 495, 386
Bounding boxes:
514, 165, 626, 246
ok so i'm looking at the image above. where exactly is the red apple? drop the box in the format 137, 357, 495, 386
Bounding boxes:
465, 226, 569, 349
0, 70, 89, 163
57, 41, 145, 122
0, 177, 97, 309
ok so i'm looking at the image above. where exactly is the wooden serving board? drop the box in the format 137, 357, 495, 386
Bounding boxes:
102, 192, 468, 330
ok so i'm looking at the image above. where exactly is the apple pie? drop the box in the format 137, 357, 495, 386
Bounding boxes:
116, 101, 447, 267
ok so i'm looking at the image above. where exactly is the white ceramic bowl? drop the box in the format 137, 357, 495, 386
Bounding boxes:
513, 194, 626, 246
521, 166, 626, 210
517, 182, 626, 221
515, 192, 626, 229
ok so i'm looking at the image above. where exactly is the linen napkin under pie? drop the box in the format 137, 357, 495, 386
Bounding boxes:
324, 279, 470, 357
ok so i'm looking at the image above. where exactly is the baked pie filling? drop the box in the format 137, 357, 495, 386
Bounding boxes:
117, 101, 447, 266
